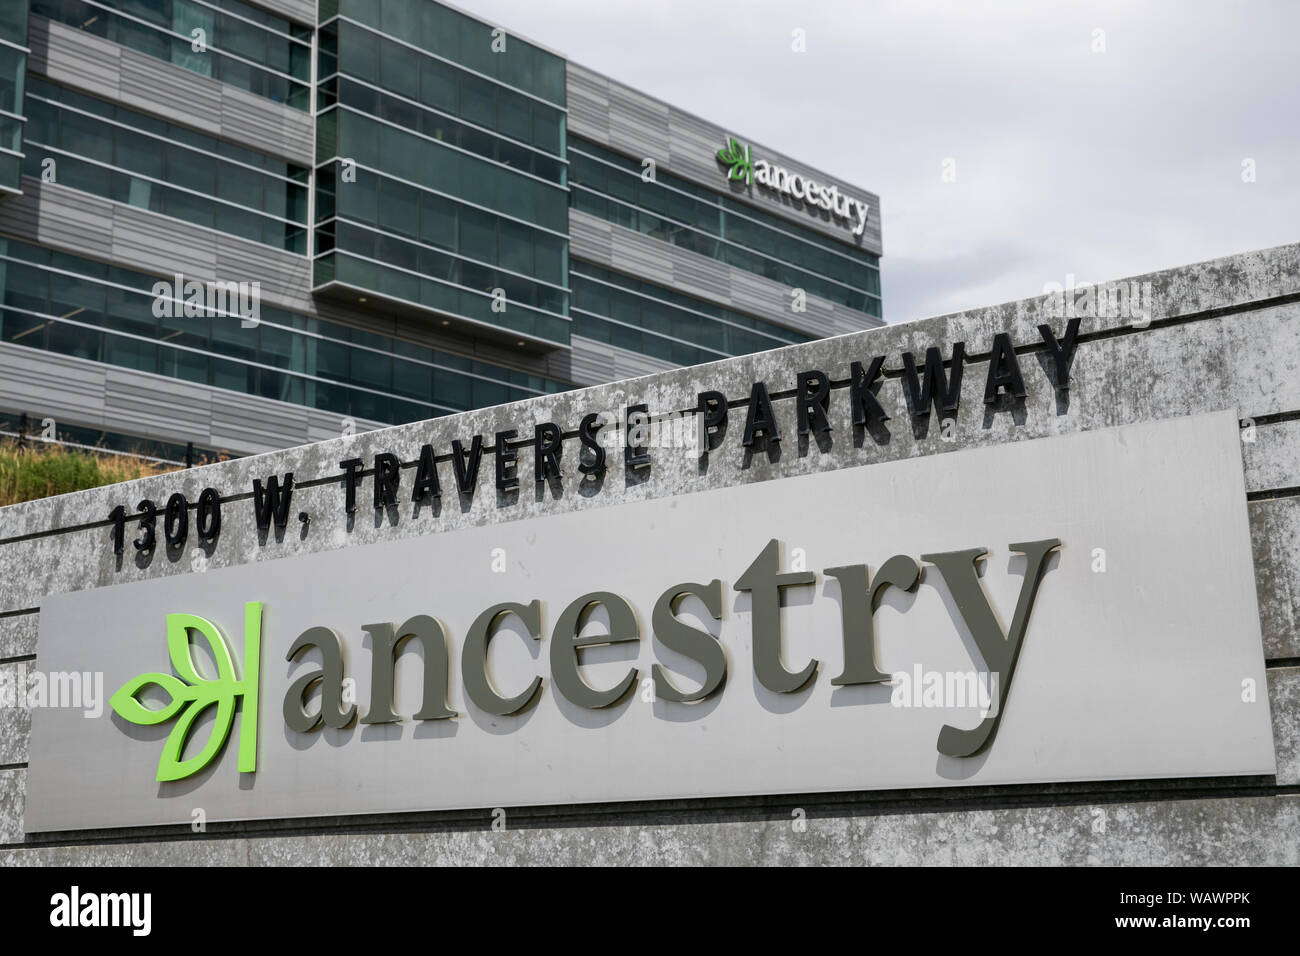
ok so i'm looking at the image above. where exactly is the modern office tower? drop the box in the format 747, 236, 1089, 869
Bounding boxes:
0, 0, 883, 461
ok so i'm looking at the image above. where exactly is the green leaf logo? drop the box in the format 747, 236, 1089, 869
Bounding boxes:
110, 602, 262, 782
717, 136, 755, 185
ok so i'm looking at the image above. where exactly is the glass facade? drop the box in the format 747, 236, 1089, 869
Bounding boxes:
0, 0, 27, 194
569, 138, 882, 318
572, 264, 811, 366
0, 238, 570, 427
23, 76, 309, 252
2, 0, 884, 458
319, 0, 565, 107
32, 0, 311, 110
314, 3, 571, 348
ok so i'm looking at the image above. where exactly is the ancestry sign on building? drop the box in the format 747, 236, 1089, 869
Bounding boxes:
23, 408, 1275, 832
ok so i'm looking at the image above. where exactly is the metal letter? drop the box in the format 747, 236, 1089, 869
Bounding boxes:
462, 601, 543, 716
920, 539, 1061, 756
283, 625, 356, 733
825, 556, 923, 685
551, 592, 640, 709
651, 580, 727, 703
741, 382, 781, 447
360, 615, 457, 724
734, 539, 817, 693
983, 332, 1027, 404
796, 370, 832, 436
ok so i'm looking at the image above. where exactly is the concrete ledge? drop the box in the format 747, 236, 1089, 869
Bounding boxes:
2, 794, 1295, 865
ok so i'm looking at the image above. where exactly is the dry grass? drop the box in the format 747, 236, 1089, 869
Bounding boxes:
0, 439, 181, 508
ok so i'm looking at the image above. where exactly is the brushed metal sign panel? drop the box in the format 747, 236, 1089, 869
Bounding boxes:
23, 410, 1276, 831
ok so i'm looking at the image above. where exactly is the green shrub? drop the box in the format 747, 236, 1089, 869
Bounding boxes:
0, 440, 179, 507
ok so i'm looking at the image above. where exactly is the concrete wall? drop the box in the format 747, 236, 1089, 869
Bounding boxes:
1, 240, 1297, 864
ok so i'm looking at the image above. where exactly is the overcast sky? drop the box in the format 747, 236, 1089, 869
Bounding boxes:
457, 0, 1297, 325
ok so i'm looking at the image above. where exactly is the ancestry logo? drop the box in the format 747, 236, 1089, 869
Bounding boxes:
717, 136, 872, 237
108, 538, 1061, 782
109, 604, 261, 782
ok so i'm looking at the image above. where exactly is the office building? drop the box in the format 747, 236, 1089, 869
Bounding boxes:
0, 0, 883, 461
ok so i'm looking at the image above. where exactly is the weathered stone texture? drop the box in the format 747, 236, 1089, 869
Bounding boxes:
1, 241, 1297, 862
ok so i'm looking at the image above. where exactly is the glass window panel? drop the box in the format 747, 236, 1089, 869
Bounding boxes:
342, 23, 380, 83
349, 387, 391, 424
497, 96, 530, 145
532, 52, 565, 107
377, 232, 418, 272
60, 110, 113, 165
420, 193, 457, 250
382, 40, 421, 102
160, 187, 214, 230
497, 174, 535, 223
419, 57, 458, 114
50, 275, 105, 324
380, 122, 417, 182
48, 320, 102, 362
158, 345, 209, 385
378, 177, 420, 238
456, 14, 494, 75
459, 75, 495, 128
497, 219, 532, 275
531, 104, 562, 154
215, 11, 267, 63
312, 337, 349, 381
24, 100, 56, 146
214, 202, 266, 243
382, 0, 421, 39
458, 208, 495, 263
285, 183, 308, 224
343, 345, 387, 390
210, 355, 253, 392
340, 77, 380, 114
257, 323, 297, 369
114, 128, 166, 179
166, 145, 216, 195
1, 309, 47, 346
105, 333, 157, 373
117, 15, 171, 62
103, 286, 156, 338
157, 309, 208, 351
172, 5, 215, 76
338, 170, 379, 225
210, 316, 257, 363
534, 235, 564, 286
